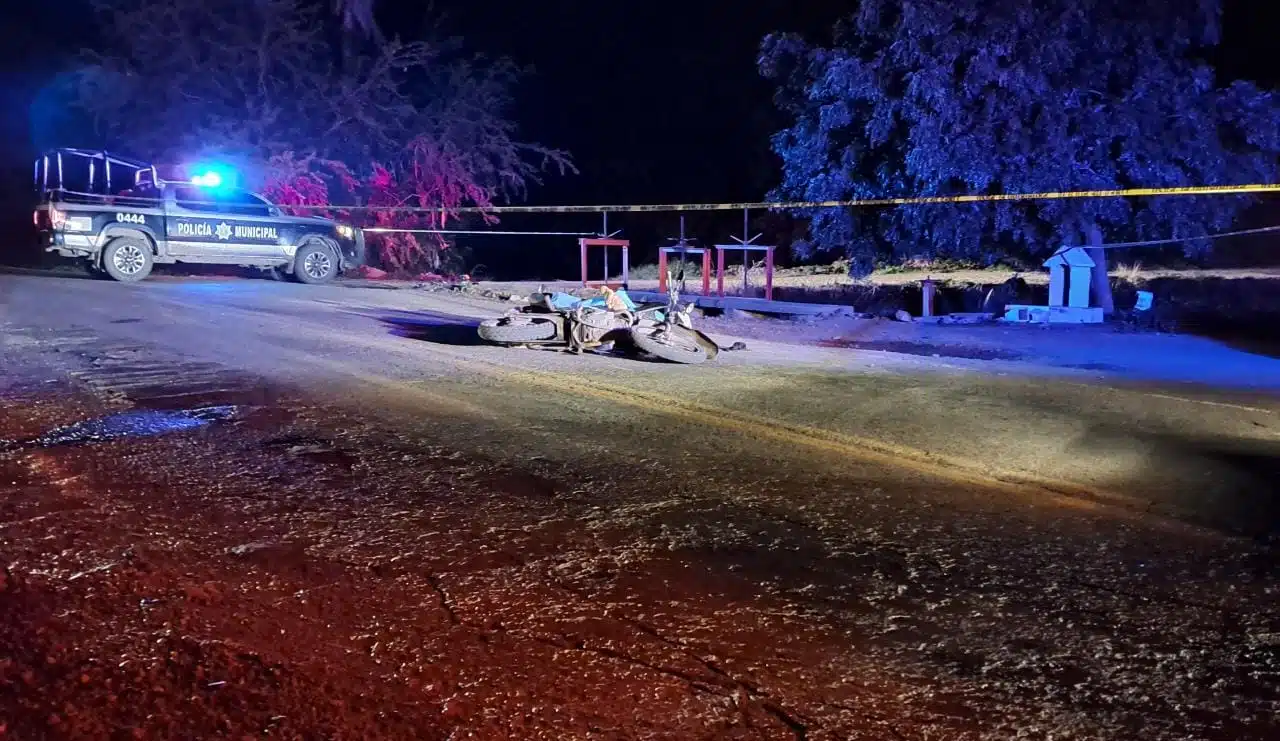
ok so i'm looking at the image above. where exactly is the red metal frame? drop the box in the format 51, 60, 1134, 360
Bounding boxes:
580, 238, 630, 288
715, 245, 775, 301
657, 247, 712, 294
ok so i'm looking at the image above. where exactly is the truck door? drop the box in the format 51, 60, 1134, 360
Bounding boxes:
165, 186, 287, 260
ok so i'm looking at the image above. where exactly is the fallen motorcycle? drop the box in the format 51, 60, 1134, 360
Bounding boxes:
476, 289, 642, 352
477, 279, 718, 364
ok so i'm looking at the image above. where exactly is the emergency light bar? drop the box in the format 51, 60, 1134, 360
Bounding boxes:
190, 172, 223, 187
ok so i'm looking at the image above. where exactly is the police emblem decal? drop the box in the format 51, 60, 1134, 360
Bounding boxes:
214, 222, 233, 240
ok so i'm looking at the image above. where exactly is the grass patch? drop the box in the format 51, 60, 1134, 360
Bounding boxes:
1113, 262, 1147, 285
874, 257, 989, 275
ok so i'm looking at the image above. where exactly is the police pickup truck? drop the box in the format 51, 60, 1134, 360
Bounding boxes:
34, 149, 364, 284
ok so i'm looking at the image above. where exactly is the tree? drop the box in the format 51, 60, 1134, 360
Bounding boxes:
331, 0, 380, 39
760, 0, 1280, 304
62, 0, 572, 271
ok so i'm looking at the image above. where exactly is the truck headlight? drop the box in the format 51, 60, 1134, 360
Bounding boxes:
336, 224, 355, 239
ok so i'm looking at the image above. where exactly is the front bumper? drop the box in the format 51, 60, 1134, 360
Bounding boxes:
333, 230, 365, 269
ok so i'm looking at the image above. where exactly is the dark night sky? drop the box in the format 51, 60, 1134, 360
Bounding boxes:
1, 0, 1278, 270
378, 0, 844, 206
372, 0, 1280, 208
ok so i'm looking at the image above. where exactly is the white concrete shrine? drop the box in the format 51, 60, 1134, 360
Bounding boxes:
1003, 246, 1104, 324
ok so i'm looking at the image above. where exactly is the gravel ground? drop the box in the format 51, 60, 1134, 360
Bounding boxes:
1, 269, 1278, 740
459, 276, 1280, 386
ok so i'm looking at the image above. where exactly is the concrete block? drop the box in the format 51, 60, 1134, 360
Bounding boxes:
1002, 304, 1104, 324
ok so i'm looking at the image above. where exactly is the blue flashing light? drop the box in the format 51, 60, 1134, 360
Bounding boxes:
186, 163, 237, 189
191, 171, 223, 187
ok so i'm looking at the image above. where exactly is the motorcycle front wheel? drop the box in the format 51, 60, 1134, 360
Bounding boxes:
630, 326, 709, 364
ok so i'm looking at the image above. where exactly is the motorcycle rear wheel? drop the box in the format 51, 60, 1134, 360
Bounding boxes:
478, 317, 558, 343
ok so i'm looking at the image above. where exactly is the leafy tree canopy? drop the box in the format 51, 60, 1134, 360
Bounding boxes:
760, 0, 1280, 276
50, 0, 572, 271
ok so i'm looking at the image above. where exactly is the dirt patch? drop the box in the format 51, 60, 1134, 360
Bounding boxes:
2, 369, 1277, 741
1110, 277, 1280, 358
0, 389, 957, 740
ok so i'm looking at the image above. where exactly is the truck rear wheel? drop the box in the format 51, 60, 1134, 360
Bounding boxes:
293, 242, 338, 284
101, 238, 154, 283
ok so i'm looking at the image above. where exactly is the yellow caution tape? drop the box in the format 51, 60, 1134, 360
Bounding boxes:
51, 183, 1280, 214
460, 183, 1280, 214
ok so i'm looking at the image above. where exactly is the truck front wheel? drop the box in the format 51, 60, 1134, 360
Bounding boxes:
293, 241, 339, 284
101, 238, 154, 283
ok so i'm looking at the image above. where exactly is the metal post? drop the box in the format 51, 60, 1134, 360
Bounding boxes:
922, 278, 936, 317
580, 239, 589, 286
678, 215, 687, 293
658, 249, 668, 292
602, 213, 609, 282
743, 209, 750, 294
765, 247, 775, 301
621, 244, 629, 288
717, 247, 726, 296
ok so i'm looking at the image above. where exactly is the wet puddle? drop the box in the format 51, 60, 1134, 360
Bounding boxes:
3, 406, 238, 450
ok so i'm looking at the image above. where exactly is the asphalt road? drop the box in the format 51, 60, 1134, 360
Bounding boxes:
4, 270, 1278, 528
2, 269, 1278, 740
